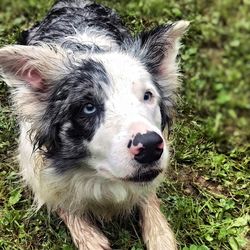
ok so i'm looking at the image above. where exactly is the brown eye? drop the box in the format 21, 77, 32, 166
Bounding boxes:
144, 91, 153, 102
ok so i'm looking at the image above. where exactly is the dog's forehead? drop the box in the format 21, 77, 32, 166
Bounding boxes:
93, 52, 153, 87
53, 52, 158, 105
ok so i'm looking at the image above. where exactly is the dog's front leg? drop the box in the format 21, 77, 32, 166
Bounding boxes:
58, 209, 111, 250
139, 194, 177, 250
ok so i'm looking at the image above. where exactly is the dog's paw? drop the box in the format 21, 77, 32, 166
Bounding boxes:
77, 236, 111, 250
71, 220, 111, 250
145, 230, 177, 250
73, 227, 111, 250
139, 196, 177, 250
58, 209, 111, 250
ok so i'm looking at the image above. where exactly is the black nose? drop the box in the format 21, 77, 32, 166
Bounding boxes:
133, 131, 163, 164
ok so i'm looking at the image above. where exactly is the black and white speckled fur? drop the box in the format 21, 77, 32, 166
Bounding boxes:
0, 0, 189, 249
21, 0, 131, 50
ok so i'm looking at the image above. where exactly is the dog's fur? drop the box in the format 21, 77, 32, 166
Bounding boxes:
0, 0, 189, 249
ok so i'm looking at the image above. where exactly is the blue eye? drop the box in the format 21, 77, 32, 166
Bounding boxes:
144, 91, 153, 102
82, 103, 97, 115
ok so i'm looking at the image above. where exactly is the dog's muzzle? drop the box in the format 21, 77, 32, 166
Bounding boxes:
126, 131, 164, 182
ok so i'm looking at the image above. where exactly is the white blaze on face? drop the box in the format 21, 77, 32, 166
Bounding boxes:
87, 52, 169, 179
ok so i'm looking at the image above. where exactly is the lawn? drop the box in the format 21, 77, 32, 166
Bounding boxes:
0, 0, 249, 249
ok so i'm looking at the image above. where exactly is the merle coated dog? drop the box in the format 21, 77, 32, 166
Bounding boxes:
0, 0, 189, 249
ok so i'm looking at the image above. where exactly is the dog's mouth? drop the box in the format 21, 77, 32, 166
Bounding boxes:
124, 168, 162, 183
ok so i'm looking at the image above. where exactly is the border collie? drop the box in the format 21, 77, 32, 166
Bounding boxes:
0, 0, 189, 249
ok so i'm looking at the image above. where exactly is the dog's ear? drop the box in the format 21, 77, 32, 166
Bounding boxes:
132, 20, 189, 131
134, 20, 189, 84
0, 45, 69, 90
0, 45, 70, 119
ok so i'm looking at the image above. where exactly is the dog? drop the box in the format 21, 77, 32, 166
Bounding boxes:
0, 0, 189, 249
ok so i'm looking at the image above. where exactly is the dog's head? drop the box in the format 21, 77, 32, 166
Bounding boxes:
0, 21, 189, 186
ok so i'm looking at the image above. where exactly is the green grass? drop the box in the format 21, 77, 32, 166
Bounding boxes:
0, 0, 249, 249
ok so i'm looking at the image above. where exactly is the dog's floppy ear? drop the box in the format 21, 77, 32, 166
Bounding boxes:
134, 20, 189, 84
0, 45, 70, 119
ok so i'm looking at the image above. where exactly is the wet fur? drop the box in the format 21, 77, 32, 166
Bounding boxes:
0, 0, 189, 249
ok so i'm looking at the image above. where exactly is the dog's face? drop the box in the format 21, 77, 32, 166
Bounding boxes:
83, 52, 167, 182
0, 21, 188, 185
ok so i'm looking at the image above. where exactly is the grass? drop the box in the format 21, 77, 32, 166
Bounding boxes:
0, 0, 249, 249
